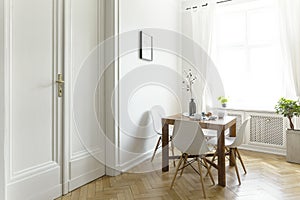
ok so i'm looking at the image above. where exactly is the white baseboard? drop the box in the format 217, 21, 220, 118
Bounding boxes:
69, 168, 105, 191
69, 152, 105, 191
31, 184, 62, 200
120, 150, 155, 172
105, 166, 121, 177
240, 144, 286, 156
117, 145, 285, 174
62, 181, 69, 195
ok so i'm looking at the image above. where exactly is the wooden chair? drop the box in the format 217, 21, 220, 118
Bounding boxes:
207, 118, 250, 185
170, 120, 215, 199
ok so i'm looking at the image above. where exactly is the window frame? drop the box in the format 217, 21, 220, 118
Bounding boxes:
213, 0, 287, 111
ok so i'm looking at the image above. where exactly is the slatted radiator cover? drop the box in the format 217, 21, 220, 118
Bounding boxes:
249, 113, 286, 147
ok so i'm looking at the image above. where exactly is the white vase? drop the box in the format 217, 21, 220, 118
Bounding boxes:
217, 110, 225, 118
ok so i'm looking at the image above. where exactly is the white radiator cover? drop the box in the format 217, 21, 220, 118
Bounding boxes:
221, 109, 287, 155
249, 113, 286, 147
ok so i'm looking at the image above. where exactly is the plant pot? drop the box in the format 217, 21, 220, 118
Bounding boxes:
286, 129, 300, 164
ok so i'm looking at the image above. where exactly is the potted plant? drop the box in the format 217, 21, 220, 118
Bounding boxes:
275, 97, 300, 130
217, 96, 228, 118
218, 96, 228, 108
275, 97, 300, 164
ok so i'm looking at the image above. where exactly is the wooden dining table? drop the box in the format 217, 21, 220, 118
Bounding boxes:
161, 114, 237, 187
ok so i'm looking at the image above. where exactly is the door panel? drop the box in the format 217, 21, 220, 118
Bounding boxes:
68, 0, 105, 191
6, 0, 63, 199
12, 0, 54, 172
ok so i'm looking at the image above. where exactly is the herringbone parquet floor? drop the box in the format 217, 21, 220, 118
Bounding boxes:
56, 150, 300, 200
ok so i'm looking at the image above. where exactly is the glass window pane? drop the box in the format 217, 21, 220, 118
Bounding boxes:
217, 48, 248, 105
248, 8, 279, 44
217, 12, 246, 45
248, 46, 283, 110
214, 0, 284, 110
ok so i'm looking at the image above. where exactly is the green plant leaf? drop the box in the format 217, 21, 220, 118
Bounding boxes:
275, 97, 300, 130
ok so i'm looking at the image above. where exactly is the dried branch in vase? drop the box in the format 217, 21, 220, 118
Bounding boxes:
182, 69, 197, 99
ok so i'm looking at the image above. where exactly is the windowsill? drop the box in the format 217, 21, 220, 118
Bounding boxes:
217, 106, 276, 114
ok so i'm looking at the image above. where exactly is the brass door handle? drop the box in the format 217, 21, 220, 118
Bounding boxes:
56, 80, 64, 84
56, 74, 64, 97
56, 74, 64, 84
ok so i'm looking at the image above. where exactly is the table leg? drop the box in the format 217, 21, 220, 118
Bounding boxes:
162, 123, 169, 172
217, 129, 226, 187
229, 123, 236, 166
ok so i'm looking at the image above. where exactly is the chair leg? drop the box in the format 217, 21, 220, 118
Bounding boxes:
225, 146, 230, 152
231, 149, 241, 185
196, 157, 206, 199
203, 158, 215, 185
170, 136, 176, 167
151, 136, 161, 162
180, 154, 188, 176
170, 155, 184, 189
236, 149, 247, 174
206, 150, 217, 177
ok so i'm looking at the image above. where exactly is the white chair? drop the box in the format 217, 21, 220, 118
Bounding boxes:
150, 106, 175, 166
170, 120, 215, 199
203, 129, 218, 139
207, 118, 250, 185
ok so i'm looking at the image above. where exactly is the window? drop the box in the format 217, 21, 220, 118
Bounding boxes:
213, 0, 293, 110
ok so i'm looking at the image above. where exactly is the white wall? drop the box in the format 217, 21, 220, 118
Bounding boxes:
118, 0, 182, 170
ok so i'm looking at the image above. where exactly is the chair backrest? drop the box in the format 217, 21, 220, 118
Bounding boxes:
172, 120, 210, 155
150, 105, 166, 134
231, 118, 250, 147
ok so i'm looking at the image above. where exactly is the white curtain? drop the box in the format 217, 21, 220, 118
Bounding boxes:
182, 0, 216, 112
278, 0, 300, 129
191, 0, 215, 54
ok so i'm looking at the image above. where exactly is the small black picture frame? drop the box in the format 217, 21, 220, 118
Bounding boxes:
139, 31, 153, 61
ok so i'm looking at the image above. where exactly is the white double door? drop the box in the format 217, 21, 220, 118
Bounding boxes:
5, 0, 105, 199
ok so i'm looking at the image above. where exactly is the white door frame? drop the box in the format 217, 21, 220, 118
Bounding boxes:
0, 0, 6, 199
62, 0, 71, 194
